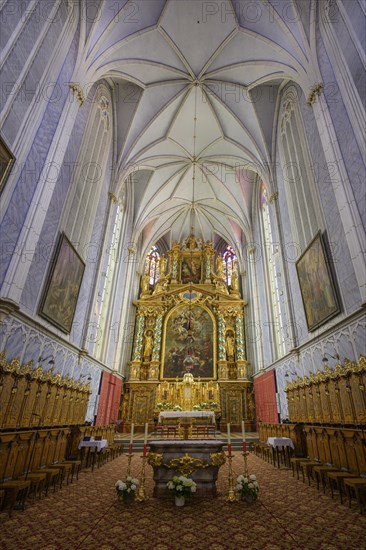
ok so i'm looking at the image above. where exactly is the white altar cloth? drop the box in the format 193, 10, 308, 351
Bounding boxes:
158, 411, 215, 423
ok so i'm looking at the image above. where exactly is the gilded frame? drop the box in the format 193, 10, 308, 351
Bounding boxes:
0, 137, 15, 193
296, 231, 340, 332
39, 232, 85, 333
179, 253, 203, 284
161, 301, 217, 380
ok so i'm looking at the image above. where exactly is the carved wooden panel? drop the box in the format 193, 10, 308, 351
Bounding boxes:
349, 375, 366, 424
338, 378, 355, 423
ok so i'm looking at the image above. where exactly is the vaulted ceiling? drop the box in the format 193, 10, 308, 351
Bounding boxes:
77, 0, 316, 256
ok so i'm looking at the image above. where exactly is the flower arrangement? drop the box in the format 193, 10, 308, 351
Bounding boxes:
209, 401, 219, 409
236, 474, 259, 500
115, 476, 139, 499
173, 405, 182, 411
193, 404, 201, 411
156, 403, 164, 409
167, 475, 197, 497
162, 402, 173, 410
200, 402, 209, 409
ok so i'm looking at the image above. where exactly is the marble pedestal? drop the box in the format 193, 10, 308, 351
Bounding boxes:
148, 440, 226, 499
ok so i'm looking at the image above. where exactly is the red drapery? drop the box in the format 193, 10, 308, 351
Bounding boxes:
253, 370, 278, 425
95, 372, 122, 425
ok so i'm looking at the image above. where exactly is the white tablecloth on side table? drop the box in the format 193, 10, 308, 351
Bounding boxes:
78, 439, 108, 452
266, 437, 294, 449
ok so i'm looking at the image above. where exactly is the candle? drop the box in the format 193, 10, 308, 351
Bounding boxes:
242, 420, 246, 453
129, 423, 134, 454
143, 422, 148, 456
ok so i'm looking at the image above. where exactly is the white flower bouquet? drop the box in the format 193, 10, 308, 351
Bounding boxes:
173, 405, 182, 411
166, 475, 197, 497
236, 474, 259, 500
192, 404, 201, 411
115, 476, 139, 499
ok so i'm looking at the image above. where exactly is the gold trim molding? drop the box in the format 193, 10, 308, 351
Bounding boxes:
166, 453, 209, 476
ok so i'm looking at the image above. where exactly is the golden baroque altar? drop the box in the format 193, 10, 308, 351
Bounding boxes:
122, 236, 255, 431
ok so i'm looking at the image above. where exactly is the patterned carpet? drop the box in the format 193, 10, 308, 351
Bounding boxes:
0, 452, 365, 550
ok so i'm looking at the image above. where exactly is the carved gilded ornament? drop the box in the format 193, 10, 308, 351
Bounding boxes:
69, 82, 85, 106
166, 453, 209, 476
210, 451, 226, 467
307, 83, 324, 107
285, 355, 366, 392
147, 452, 163, 467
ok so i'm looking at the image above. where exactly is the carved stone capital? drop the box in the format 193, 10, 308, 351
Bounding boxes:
69, 82, 85, 106
307, 83, 324, 107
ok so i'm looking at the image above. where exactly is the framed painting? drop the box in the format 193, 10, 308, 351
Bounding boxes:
0, 137, 15, 193
39, 233, 85, 333
180, 256, 202, 284
162, 304, 215, 379
296, 231, 340, 331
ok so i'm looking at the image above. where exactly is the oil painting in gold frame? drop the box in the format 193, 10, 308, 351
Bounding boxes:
39, 233, 85, 333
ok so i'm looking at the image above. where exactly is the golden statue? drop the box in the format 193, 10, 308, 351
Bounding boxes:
143, 330, 154, 360
141, 274, 151, 296
225, 332, 235, 360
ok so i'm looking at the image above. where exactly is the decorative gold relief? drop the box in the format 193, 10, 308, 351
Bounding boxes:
147, 452, 163, 467
210, 451, 226, 467
166, 453, 208, 476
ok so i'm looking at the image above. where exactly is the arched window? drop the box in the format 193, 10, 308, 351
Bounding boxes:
145, 246, 160, 285
222, 245, 237, 286
260, 184, 285, 359
279, 86, 322, 252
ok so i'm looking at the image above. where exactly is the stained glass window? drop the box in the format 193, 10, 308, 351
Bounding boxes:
145, 245, 160, 285
222, 245, 236, 286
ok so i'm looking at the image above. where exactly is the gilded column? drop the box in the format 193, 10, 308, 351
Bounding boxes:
217, 312, 228, 379
235, 313, 248, 380
132, 313, 145, 361
149, 313, 163, 380
152, 314, 163, 361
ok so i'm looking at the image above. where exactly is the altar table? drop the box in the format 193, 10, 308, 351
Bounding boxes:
148, 440, 226, 498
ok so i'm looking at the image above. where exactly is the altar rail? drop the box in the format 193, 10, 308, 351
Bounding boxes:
259, 422, 366, 475
0, 353, 91, 429
0, 425, 115, 482
284, 356, 366, 425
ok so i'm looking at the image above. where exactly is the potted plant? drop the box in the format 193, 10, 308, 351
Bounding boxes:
166, 475, 197, 506
236, 474, 259, 503
115, 476, 139, 503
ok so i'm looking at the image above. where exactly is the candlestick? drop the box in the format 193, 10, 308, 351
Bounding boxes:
227, 423, 231, 444
129, 423, 134, 454
144, 422, 148, 445
126, 452, 133, 477
241, 420, 246, 441
136, 455, 148, 502
226, 453, 237, 502
242, 450, 249, 477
